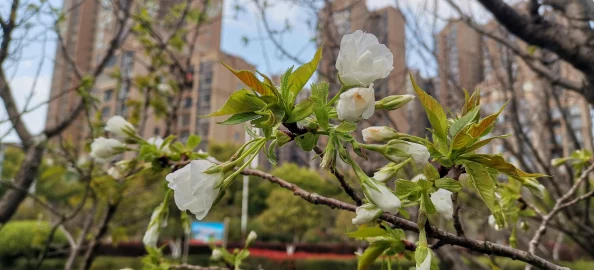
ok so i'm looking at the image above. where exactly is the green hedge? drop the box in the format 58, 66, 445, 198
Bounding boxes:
5, 254, 593, 270
0, 220, 67, 264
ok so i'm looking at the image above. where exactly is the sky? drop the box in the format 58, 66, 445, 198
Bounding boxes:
0, 0, 491, 143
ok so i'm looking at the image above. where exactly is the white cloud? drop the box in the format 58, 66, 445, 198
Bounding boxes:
0, 75, 51, 143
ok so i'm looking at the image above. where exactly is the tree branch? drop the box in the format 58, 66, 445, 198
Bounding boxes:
283, 122, 363, 205
476, 0, 594, 75
445, 0, 586, 94
451, 166, 465, 237
240, 166, 568, 270
528, 162, 594, 255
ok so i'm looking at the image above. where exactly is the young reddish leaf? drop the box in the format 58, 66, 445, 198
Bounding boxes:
222, 63, 274, 96
468, 101, 507, 138
462, 154, 547, 178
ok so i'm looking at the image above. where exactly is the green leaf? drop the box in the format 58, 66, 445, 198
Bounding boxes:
335, 121, 357, 133
256, 70, 281, 97
295, 133, 319, 152
423, 164, 440, 180
347, 227, 387, 238
450, 105, 481, 137
410, 74, 448, 141
244, 126, 260, 139
170, 141, 185, 153
251, 106, 285, 129
435, 178, 462, 192
218, 112, 262, 125
462, 160, 506, 228
451, 128, 475, 150
395, 180, 420, 199
461, 89, 480, 116
288, 47, 323, 101
311, 82, 330, 130
280, 67, 295, 109
358, 240, 393, 270
421, 191, 436, 214
285, 98, 315, 123
275, 130, 292, 147
207, 89, 266, 116
40, 166, 65, 180
161, 135, 176, 150
235, 249, 250, 262
414, 246, 429, 267
468, 101, 507, 138
417, 179, 433, 190
186, 134, 201, 149
222, 63, 274, 96
461, 154, 547, 178
462, 134, 511, 153
266, 140, 278, 166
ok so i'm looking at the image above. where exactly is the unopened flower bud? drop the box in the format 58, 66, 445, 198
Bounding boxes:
352, 203, 382, 225
246, 231, 257, 246
375, 94, 415, 110
362, 126, 399, 142
211, 249, 223, 260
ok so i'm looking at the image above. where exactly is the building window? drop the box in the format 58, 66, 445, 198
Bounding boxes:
104, 89, 113, 101
234, 132, 240, 141
184, 97, 192, 108
198, 61, 213, 115
181, 113, 190, 126
101, 106, 110, 117
154, 127, 160, 136
121, 51, 135, 77
196, 120, 209, 138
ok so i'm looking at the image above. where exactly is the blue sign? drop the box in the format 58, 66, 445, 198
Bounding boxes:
191, 221, 225, 243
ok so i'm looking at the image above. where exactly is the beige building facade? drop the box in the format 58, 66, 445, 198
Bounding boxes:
473, 18, 593, 165
436, 20, 483, 109
46, 0, 251, 152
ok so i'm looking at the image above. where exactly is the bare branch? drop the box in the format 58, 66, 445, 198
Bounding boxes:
240, 166, 569, 270
528, 162, 594, 255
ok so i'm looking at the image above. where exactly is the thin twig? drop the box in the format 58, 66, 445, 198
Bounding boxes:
239, 166, 568, 270
283, 122, 363, 205
528, 163, 594, 255
451, 165, 465, 237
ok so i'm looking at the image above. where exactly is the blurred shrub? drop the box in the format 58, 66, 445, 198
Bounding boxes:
0, 220, 67, 264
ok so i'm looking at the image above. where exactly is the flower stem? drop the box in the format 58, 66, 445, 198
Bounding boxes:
221, 139, 266, 189
327, 85, 350, 106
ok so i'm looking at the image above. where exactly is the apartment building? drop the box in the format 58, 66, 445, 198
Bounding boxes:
317, 0, 416, 137
46, 0, 251, 152
474, 17, 593, 166
45, 0, 100, 148
436, 20, 483, 109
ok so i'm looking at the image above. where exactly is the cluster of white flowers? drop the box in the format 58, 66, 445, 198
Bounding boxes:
331, 30, 435, 226
90, 116, 136, 162
335, 30, 393, 122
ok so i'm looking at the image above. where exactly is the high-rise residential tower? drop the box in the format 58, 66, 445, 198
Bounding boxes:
46, 0, 252, 152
